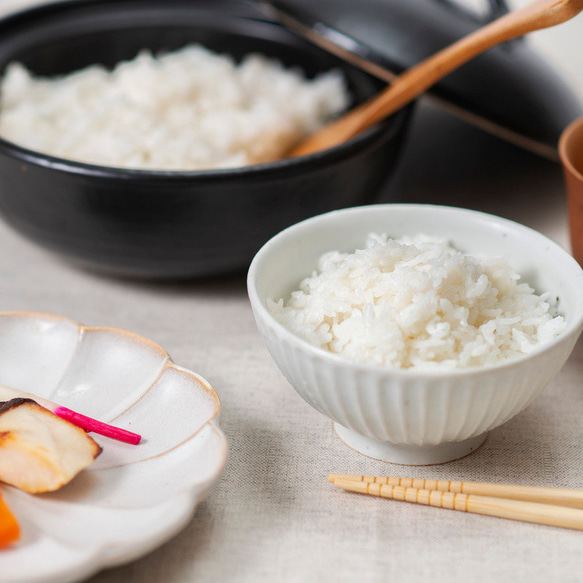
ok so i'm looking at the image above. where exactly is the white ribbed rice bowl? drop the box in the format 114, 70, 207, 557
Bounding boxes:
247, 204, 583, 464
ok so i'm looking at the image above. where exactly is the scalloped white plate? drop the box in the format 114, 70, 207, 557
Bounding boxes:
0, 312, 227, 583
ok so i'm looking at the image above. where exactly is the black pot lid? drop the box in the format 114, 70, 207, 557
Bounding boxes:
257, 0, 583, 160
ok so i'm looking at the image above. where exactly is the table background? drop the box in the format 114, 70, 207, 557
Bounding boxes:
0, 1, 582, 582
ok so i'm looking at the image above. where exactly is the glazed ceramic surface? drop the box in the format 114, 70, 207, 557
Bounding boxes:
0, 0, 411, 278
266, 0, 582, 158
560, 116, 583, 266
0, 312, 227, 583
247, 204, 583, 464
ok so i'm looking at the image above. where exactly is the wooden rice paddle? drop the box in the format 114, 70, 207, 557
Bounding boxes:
289, 0, 583, 158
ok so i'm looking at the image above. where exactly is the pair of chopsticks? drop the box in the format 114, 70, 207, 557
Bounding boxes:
329, 474, 583, 531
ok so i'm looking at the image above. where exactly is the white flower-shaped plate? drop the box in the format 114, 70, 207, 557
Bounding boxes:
0, 312, 227, 583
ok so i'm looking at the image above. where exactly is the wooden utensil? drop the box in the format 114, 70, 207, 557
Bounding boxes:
333, 479, 583, 531
289, 0, 583, 158
328, 474, 583, 508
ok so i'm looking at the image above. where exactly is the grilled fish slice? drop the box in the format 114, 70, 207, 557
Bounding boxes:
0, 398, 101, 494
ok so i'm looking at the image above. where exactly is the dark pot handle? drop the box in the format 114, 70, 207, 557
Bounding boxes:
485, 0, 510, 21
435, 0, 509, 23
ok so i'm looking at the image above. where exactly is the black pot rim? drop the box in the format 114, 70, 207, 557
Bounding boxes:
0, 114, 409, 182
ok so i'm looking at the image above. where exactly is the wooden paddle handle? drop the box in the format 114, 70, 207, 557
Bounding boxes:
335, 480, 583, 531
290, 0, 583, 157
328, 475, 583, 508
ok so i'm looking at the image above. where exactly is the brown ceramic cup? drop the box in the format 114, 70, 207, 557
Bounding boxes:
560, 116, 583, 266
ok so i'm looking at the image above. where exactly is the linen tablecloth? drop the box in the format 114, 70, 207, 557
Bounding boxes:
0, 1, 582, 581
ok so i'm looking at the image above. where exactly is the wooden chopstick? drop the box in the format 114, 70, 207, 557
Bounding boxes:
332, 479, 583, 531
328, 474, 583, 509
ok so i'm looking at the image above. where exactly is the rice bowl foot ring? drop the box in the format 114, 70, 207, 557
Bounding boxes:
334, 424, 488, 465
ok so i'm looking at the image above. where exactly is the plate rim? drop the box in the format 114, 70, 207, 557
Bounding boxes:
0, 311, 228, 583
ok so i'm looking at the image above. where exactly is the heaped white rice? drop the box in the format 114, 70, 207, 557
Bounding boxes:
268, 234, 566, 370
0, 45, 349, 170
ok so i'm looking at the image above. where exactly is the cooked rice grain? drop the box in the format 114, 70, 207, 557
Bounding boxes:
267, 234, 566, 370
0, 45, 349, 170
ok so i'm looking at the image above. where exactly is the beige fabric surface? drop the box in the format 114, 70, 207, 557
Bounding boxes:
0, 1, 582, 582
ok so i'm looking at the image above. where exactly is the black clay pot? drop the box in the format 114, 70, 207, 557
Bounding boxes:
0, 0, 412, 278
